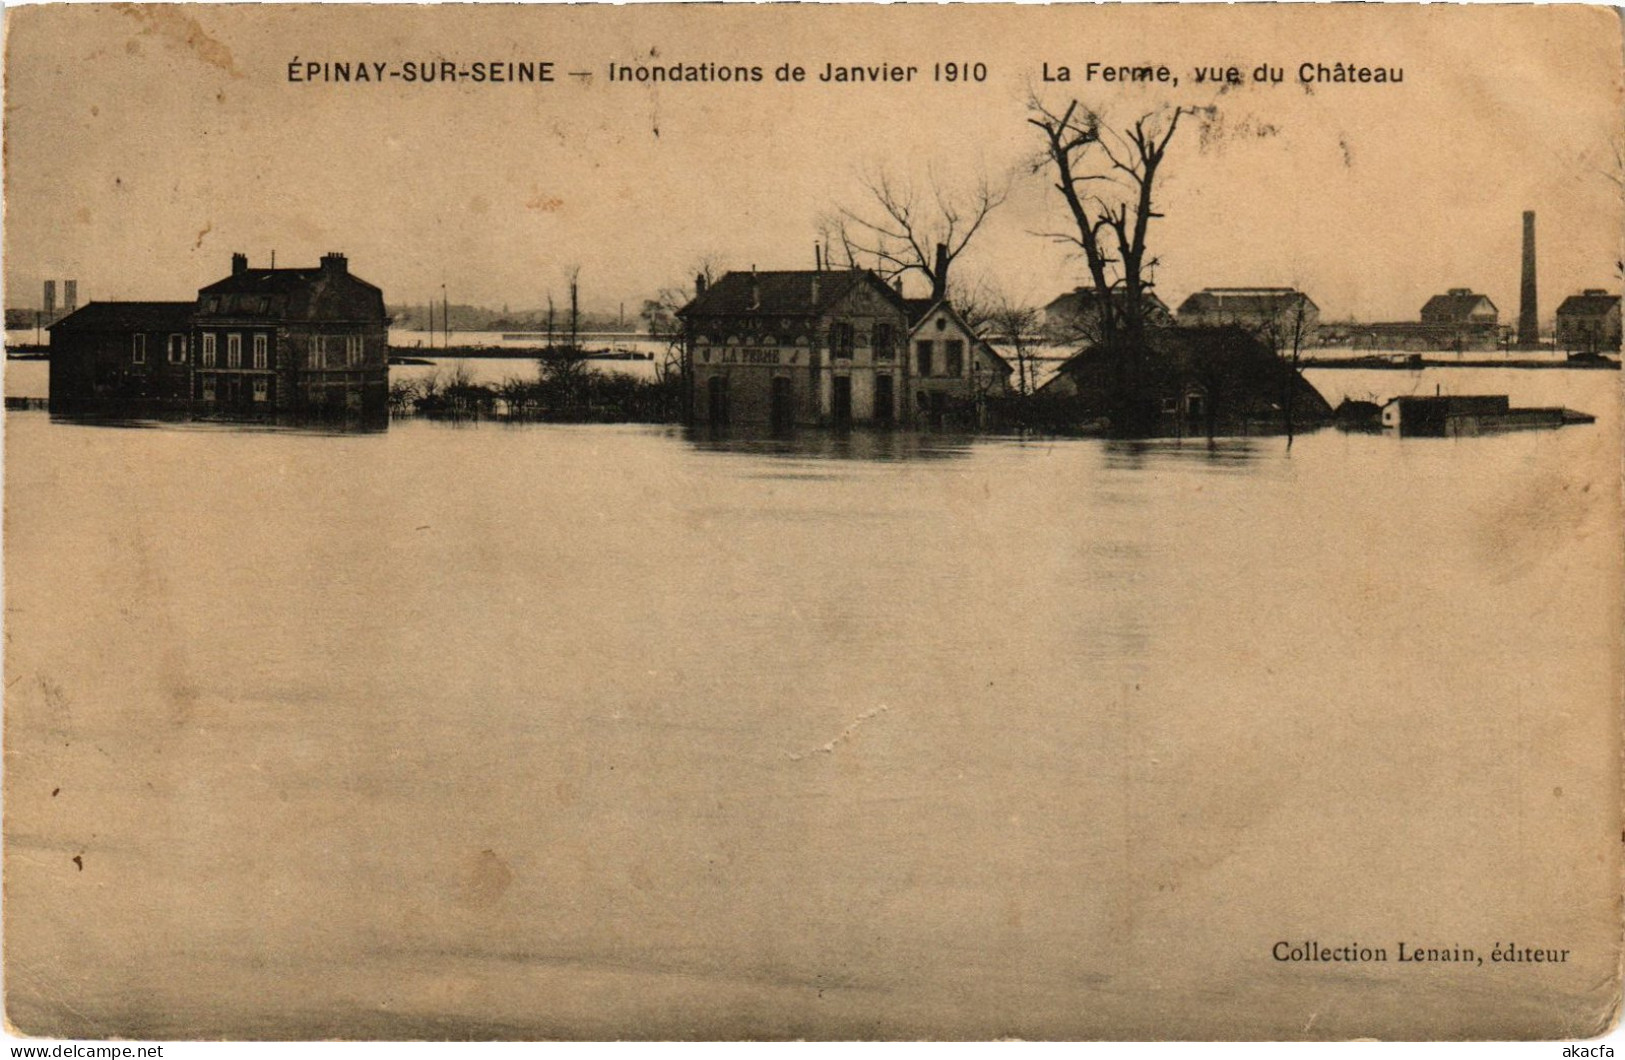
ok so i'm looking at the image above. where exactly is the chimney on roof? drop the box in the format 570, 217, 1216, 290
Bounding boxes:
1448, 287, 1471, 296
695, 272, 707, 297
931, 243, 949, 302
231, 252, 248, 275
320, 252, 348, 275
815, 243, 822, 272
1584, 288, 1609, 296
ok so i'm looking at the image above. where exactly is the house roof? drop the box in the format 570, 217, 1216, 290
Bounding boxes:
902, 297, 938, 326
1420, 291, 1495, 321
197, 264, 385, 322
1176, 289, 1318, 317
47, 301, 195, 332
679, 269, 906, 318
1048, 325, 1269, 378
1556, 291, 1621, 316
1044, 287, 1171, 317
199, 267, 380, 297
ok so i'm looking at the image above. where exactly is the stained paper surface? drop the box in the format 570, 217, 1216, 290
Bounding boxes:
3, 3, 1621, 1041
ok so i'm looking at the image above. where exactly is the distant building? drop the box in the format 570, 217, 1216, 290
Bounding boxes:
1174, 287, 1320, 344
1040, 287, 1172, 340
49, 252, 388, 419
1554, 290, 1621, 353
1348, 288, 1503, 352
1419, 288, 1497, 326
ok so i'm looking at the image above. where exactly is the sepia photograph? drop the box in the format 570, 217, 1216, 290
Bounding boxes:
3, 2, 1622, 1042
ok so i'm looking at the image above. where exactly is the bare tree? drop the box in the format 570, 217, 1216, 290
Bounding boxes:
833, 167, 1010, 300
1029, 100, 1184, 348
643, 255, 725, 386
1029, 99, 1186, 429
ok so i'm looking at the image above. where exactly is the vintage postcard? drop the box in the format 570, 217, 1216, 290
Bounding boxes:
3, 2, 1621, 1042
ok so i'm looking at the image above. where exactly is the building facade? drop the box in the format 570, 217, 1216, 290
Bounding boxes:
679, 269, 1012, 429
47, 302, 197, 412
1174, 287, 1320, 346
680, 269, 894, 427
1419, 288, 1498, 326
906, 299, 1013, 425
49, 252, 388, 419
1554, 290, 1622, 353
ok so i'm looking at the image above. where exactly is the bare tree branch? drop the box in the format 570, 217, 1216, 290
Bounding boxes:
834, 166, 1010, 298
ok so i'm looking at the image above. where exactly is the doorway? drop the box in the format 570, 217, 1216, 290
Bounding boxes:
707, 375, 729, 426
874, 374, 894, 425
832, 375, 852, 428
770, 376, 794, 431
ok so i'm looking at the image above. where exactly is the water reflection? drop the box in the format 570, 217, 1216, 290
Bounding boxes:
44, 410, 389, 436
1100, 436, 1272, 471
682, 425, 976, 462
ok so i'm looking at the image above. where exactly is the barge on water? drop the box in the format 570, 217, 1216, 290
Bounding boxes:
1378, 394, 1594, 436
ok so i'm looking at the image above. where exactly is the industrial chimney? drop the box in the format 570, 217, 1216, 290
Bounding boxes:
1518, 211, 1539, 348
42, 280, 55, 318
63, 280, 77, 313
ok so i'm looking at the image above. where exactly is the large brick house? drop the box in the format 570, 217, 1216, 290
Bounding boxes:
49, 252, 388, 420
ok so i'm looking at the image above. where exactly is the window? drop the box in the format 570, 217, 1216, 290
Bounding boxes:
346, 335, 362, 366
945, 340, 964, 378
202, 333, 217, 367
132, 334, 146, 365
200, 374, 216, 401
310, 336, 325, 369
227, 333, 242, 369
873, 324, 895, 360
253, 334, 268, 369
252, 377, 269, 402
916, 340, 934, 377
830, 323, 855, 360
167, 334, 186, 364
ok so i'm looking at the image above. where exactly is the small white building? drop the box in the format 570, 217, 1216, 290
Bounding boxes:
905, 299, 1013, 424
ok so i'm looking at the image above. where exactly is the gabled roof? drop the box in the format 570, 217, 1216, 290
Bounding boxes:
48, 301, 194, 332
1044, 287, 1171, 317
1420, 291, 1496, 321
679, 269, 906, 318
906, 298, 1013, 376
1556, 291, 1621, 316
1176, 288, 1318, 317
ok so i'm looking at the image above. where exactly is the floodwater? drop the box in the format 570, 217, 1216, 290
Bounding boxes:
3, 367, 1620, 1038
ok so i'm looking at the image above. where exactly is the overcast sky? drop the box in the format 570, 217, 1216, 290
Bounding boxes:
5, 4, 1621, 322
